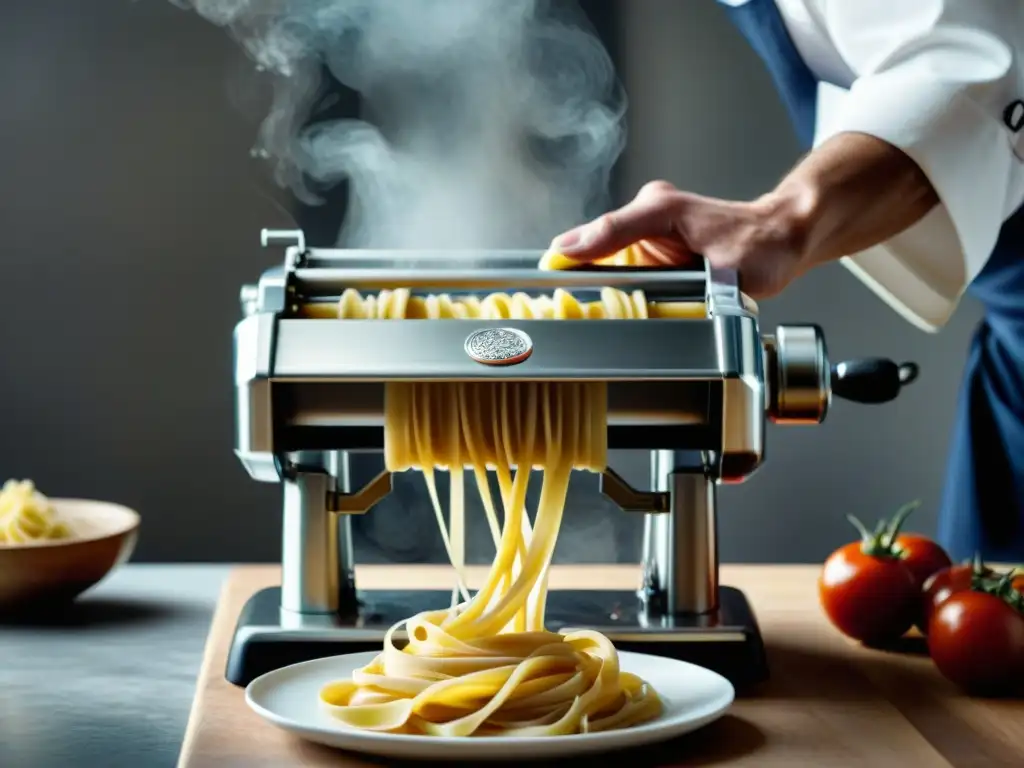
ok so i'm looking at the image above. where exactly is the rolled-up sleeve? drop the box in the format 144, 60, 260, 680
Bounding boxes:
814, 0, 1024, 331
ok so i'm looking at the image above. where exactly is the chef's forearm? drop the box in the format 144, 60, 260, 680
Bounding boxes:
764, 132, 939, 269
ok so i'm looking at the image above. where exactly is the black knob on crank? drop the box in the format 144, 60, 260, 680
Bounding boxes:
831, 359, 919, 404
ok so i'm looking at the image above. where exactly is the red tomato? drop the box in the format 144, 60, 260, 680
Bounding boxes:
917, 560, 992, 634
928, 589, 1024, 695
819, 540, 918, 644
893, 533, 952, 588
819, 502, 938, 644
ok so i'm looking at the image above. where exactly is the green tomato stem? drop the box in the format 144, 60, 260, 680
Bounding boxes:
846, 515, 872, 541
968, 551, 992, 589
971, 565, 1024, 615
847, 514, 899, 559
881, 499, 921, 547
971, 551, 986, 574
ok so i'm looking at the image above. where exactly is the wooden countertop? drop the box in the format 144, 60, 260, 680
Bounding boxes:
177, 565, 1023, 767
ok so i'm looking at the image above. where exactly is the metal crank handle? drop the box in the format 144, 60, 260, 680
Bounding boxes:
831, 359, 919, 404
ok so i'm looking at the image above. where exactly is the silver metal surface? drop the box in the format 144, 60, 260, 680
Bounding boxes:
706, 266, 746, 317
275, 245, 707, 300
332, 452, 357, 613
714, 313, 766, 481
275, 249, 753, 312
280, 381, 709, 428
240, 284, 260, 317
299, 249, 628, 269
642, 450, 718, 616
281, 471, 339, 615
290, 265, 706, 299
765, 325, 830, 424
234, 313, 276, 482
252, 267, 288, 314
278, 453, 393, 616
272, 318, 721, 380
464, 327, 534, 366
261, 228, 305, 252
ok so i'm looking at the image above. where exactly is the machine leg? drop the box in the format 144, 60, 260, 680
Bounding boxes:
330, 451, 359, 615
641, 450, 719, 617
281, 470, 339, 614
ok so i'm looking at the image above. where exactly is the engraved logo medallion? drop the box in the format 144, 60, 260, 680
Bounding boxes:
464, 328, 533, 366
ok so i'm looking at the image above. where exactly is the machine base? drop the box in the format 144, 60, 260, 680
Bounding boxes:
225, 585, 768, 689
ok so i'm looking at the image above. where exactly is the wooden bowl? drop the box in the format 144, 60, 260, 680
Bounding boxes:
0, 498, 139, 613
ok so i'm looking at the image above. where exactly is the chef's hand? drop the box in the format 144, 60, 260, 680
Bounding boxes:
543, 180, 807, 298
542, 133, 939, 300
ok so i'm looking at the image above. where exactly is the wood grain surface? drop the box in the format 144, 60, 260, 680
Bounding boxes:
177, 565, 1024, 768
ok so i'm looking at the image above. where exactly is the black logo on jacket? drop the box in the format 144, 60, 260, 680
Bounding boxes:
1006, 99, 1024, 132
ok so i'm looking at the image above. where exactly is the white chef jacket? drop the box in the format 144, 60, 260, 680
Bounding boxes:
724, 0, 1024, 331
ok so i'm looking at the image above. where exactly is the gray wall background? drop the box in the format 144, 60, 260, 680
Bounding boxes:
0, 0, 979, 566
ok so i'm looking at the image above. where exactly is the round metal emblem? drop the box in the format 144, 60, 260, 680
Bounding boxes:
464, 328, 533, 366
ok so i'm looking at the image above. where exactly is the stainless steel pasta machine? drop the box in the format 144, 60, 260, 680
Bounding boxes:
226, 228, 919, 688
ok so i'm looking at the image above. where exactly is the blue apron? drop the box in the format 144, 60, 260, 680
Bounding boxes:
721, 0, 1024, 561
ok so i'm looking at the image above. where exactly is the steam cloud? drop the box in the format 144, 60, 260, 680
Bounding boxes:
171, 0, 627, 249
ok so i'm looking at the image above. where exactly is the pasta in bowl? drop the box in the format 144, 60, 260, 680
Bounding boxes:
0, 480, 139, 612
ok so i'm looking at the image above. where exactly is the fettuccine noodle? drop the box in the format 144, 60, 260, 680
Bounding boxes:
0, 479, 70, 544
318, 286, 663, 737
538, 244, 646, 272
335, 285, 654, 320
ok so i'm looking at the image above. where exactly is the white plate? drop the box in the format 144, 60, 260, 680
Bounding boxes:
245, 650, 735, 761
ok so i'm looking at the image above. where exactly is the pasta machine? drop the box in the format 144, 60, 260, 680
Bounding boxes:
226, 228, 919, 688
